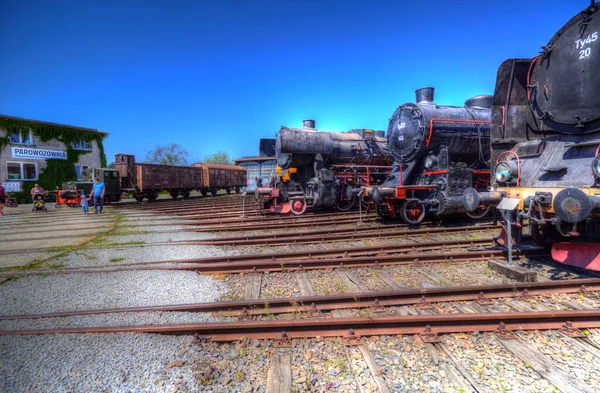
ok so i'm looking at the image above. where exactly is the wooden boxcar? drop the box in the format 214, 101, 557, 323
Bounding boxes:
115, 154, 246, 201
192, 163, 247, 196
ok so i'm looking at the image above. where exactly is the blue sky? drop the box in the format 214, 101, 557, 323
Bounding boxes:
0, 0, 585, 164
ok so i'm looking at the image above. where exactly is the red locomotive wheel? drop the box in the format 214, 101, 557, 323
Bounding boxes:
400, 201, 426, 225
290, 199, 307, 215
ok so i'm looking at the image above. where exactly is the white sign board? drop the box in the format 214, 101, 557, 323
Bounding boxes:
11, 147, 67, 160
497, 197, 521, 211
2, 182, 21, 192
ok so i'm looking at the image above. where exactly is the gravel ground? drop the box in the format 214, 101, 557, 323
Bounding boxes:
367, 335, 459, 392
219, 273, 246, 301
0, 333, 198, 393
441, 332, 559, 393
386, 265, 438, 288
353, 267, 397, 291
0, 310, 233, 331
292, 338, 362, 392
0, 270, 227, 315
54, 244, 239, 267
261, 271, 299, 298
308, 270, 350, 295
517, 330, 600, 390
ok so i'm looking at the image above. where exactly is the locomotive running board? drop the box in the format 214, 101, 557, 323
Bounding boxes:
552, 242, 600, 271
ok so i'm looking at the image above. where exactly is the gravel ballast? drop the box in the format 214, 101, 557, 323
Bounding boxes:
0, 270, 228, 315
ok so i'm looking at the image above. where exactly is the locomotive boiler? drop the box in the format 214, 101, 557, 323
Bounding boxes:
256, 120, 393, 215
366, 88, 492, 224
462, 2, 600, 270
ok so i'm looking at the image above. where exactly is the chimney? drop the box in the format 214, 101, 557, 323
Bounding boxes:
302, 119, 316, 129
415, 87, 434, 104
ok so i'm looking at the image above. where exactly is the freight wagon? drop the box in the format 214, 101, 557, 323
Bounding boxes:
191, 163, 247, 196
115, 154, 246, 202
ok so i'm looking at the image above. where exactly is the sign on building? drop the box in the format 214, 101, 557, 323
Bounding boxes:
2, 182, 21, 192
11, 147, 67, 160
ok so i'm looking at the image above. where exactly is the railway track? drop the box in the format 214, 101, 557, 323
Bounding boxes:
186, 223, 500, 245
3, 310, 599, 341
3, 278, 597, 321
0, 237, 497, 276
0, 247, 539, 276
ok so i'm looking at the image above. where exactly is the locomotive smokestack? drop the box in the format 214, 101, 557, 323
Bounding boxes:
302, 119, 316, 129
415, 87, 435, 104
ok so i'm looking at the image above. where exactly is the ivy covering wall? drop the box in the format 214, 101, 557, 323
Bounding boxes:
0, 117, 107, 203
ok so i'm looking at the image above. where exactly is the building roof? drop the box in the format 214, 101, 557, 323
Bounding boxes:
0, 114, 108, 135
234, 156, 276, 164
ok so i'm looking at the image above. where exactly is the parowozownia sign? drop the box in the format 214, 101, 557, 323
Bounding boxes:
11, 147, 67, 160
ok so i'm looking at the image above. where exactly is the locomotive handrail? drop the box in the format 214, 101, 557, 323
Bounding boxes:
426, 118, 491, 147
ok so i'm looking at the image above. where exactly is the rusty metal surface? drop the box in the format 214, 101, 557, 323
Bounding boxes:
3, 310, 600, 340
3, 279, 598, 321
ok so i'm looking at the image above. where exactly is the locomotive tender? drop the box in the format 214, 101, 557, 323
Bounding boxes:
256, 120, 393, 215
116, 154, 246, 202
367, 88, 492, 224
462, 2, 600, 270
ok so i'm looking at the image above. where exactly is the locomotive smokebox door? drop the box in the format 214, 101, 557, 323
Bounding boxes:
529, 4, 600, 132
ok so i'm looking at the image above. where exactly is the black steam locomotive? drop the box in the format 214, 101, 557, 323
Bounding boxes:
366, 88, 492, 224
256, 120, 393, 215
462, 2, 600, 270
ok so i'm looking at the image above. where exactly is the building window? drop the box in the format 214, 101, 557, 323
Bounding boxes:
6, 162, 38, 180
72, 140, 92, 150
9, 131, 33, 145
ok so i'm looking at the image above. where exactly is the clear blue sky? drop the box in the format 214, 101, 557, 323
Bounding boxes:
0, 0, 585, 164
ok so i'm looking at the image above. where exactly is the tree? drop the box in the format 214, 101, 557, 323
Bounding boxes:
203, 151, 232, 165
106, 162, 115, 169
145, 143, 189, 166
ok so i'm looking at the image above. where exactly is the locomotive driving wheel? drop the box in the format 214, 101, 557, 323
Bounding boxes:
529, 222, 554, 249
290, 198, 307, 215
399, 200, 426, 225
335, 183, 355, 211
466, 205, 491, 220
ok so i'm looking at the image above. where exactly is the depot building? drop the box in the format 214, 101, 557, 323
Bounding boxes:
0, 114, 107, 192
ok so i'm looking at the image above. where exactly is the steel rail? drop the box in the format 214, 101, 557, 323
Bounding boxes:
0, 238, 495, 276
3, 310, 600, 340
2, 278, 597, 321
187, 224, 500, 245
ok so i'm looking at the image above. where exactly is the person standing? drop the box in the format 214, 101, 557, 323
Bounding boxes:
30, 183, 44, 197
89, 177, 105, 214
80, 194, 90, 215
0, 182, 7, 216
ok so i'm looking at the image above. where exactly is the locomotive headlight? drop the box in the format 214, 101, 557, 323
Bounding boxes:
424, 155, 438, 170
494, 161, 518, 183
592, 156, 600, 178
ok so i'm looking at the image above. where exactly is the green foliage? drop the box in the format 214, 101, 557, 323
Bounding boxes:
203, 150, 232, 165
0, 116, 108, 203
145, 143, 188, 166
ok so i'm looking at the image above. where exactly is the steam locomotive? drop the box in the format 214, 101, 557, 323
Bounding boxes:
462, 2, 600, 270
255, 120, 393, 215
365, 88, 492, 224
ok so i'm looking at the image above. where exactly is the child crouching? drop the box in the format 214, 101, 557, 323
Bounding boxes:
81, 194, 89, 215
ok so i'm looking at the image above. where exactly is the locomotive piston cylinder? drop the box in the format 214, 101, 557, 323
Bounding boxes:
553, 188, 600, 223
462, 188, 504, 211
370, 186, 395, 203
